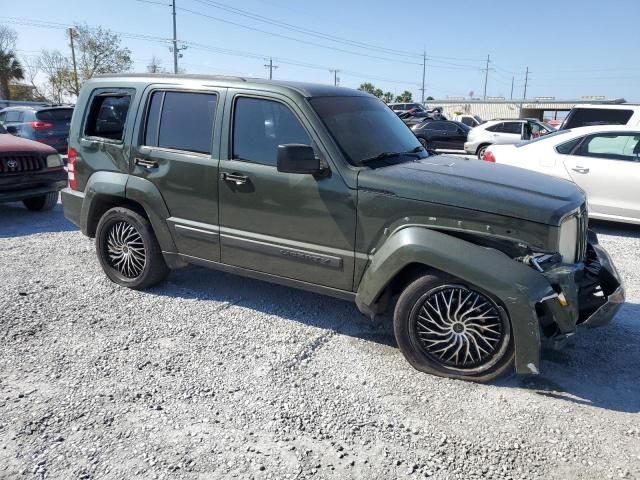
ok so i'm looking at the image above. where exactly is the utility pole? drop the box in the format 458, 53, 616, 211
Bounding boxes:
330, 69, 340, 86
264, 58, 278, 80
420, 51, 426, 104
482, 54, 490, 100
68, 28, 79, 96
523, 66, 529, 100
510, 76, 514, 100
172, 0, 178, 74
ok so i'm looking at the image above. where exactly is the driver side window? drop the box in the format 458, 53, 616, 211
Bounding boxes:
232, 97, 311, 167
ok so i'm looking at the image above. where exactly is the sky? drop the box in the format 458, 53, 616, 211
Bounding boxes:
2, 0, 640, 101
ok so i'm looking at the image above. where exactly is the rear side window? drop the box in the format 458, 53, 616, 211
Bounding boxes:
36, 108, 73, 122
4, 111, 23, 122
502, 122, 523, 134
85, 93, 132, 141
575, 133, 640, 161
144, 91, 217, 154
563, 108, 633, 129
486, 122, 504, 133
233, 97, 310, 166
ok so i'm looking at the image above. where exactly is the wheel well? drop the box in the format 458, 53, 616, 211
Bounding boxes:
476, 143, 491, 154
368, 263, 438, 317
86, 196, 149, 237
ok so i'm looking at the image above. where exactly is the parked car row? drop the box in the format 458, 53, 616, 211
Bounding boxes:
0, 105, 74, 154
482, 125, 640, 225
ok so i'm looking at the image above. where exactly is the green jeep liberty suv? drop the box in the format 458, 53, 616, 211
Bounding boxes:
62, 74, 624, 382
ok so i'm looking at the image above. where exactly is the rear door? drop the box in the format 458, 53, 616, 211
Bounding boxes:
493, 121, 524, 145
131, 86, 225, 261
562, 132, 640, 220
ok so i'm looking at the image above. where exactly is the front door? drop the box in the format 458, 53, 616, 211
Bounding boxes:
218, 92, 356, 291
131, 87, 225, 261
562, 132, 640, 221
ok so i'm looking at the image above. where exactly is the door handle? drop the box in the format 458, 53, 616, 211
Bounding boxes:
134, 158, 159, 169
221, 172, 248, 185
571, 166, 590, 174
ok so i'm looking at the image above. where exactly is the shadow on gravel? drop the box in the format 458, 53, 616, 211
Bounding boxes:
148, 265, 398, 348
503, 302, 640, 413
0, 201, 77, 238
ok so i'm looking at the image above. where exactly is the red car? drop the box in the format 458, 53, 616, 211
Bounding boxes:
0, 123, 67, 211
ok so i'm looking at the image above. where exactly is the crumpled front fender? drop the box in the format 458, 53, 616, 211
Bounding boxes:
356, 227, 555, 374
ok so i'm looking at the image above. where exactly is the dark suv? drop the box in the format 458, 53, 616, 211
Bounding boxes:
0, 105, 74, 154
62, 74, 624, 382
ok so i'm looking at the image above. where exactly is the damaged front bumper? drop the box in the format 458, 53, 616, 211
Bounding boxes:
537, 231, 624, 343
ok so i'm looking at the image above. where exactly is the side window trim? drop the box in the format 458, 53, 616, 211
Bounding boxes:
82, 88, 135, 144
230, 93, 313, 168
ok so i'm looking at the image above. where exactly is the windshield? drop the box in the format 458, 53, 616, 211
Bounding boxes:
515, 128, 573, 147
309, 96, 426, 165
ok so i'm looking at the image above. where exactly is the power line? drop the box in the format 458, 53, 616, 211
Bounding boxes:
189, 0, 423, 59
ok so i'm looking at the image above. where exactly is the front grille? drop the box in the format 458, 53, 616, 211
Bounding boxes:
576, 204, 588, 262
0, 154, 46, 174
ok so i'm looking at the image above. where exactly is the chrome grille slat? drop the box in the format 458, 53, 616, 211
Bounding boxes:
0, 154, 45, 174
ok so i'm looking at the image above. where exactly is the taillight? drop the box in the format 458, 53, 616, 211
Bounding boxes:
67, 147, 77, 190
482, 150, 496, 163
29, 121, 54, 130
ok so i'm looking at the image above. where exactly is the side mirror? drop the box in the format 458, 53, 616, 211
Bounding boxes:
5, 125, 18, 134
277, 144, 322, 174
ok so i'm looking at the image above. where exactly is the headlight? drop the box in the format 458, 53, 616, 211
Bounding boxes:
46, 154, 62, 168
558, 216, 578, 263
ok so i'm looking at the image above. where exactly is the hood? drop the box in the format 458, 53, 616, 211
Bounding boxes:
357, 155, 584, 225
0, 133, 58, 154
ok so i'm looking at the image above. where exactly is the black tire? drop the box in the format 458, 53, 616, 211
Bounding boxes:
22, 192, 58, 211
476, 144, 490, 160
95, 207, 169, 290
393, 274, 514, 383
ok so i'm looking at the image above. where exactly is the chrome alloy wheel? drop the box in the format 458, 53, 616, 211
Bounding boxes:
411, 285, 510, 373
105, 221, 146, 278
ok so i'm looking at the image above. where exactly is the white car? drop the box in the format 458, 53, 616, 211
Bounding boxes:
464, 119, 553, 159
482, 125, 640, 225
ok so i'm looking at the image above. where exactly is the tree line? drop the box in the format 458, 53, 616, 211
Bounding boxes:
357, 82, 434, 103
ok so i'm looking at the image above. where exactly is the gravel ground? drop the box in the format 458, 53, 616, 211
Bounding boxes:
1, 200, 639, 480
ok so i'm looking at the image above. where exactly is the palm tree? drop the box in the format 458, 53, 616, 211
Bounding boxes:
0, 51, 24, 100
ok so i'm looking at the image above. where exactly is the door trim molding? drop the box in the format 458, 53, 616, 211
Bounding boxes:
221, 232, 343, 269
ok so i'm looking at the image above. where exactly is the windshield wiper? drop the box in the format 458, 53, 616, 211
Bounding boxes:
359, 146, 424, 165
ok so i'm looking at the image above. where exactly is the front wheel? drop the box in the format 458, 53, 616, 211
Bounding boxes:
23, 192, 58, 211
95, 207, 169, 290
393, 274, 514, 382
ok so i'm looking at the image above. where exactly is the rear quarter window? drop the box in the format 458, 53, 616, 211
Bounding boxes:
84, 91, 134, 141
564, 108, 633, 129
36, 109, 73, 122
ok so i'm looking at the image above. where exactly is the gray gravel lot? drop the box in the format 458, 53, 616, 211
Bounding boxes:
1, 200, 639, 480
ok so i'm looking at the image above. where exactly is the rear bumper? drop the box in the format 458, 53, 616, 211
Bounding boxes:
464, 141, 479, 154
61, 187, 84, 229
0, 169, 67, 203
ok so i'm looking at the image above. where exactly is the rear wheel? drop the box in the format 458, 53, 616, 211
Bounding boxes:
95, 207, 169, 290
393, 274, 514, 382
23, 192, 58, 211
476, 144, 490, 160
